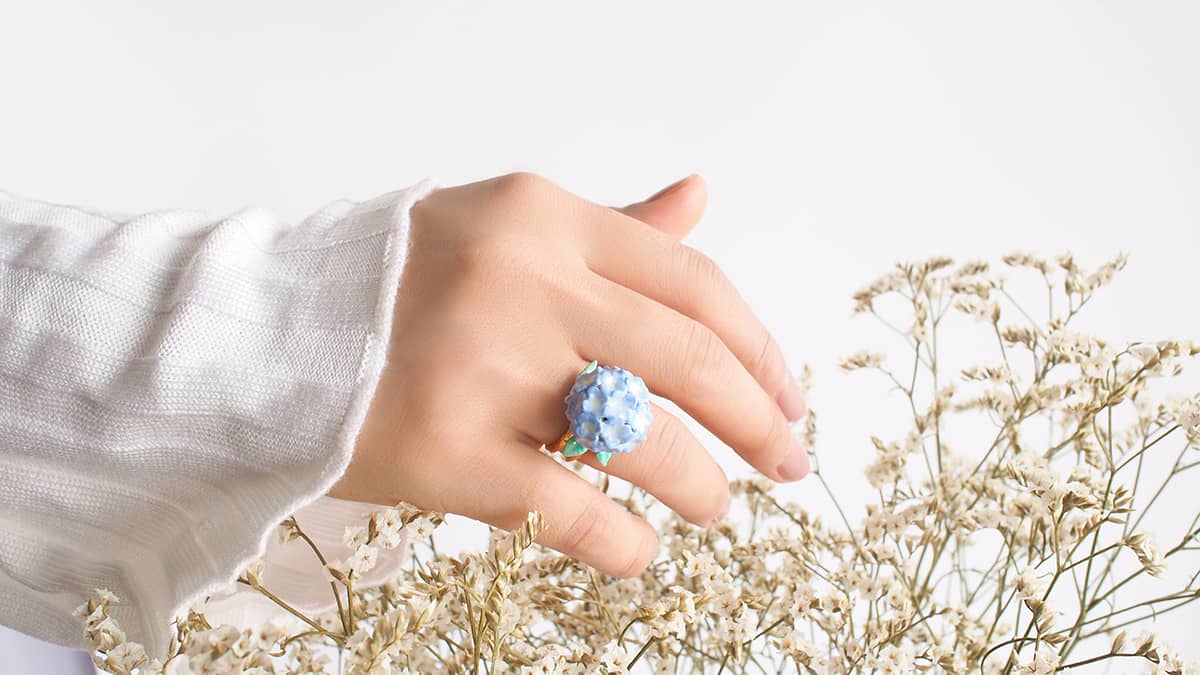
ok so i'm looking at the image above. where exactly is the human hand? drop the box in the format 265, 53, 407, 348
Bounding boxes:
331, 172, 809, 577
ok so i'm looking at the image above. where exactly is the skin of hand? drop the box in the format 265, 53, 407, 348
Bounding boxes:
330, 172, 809, 578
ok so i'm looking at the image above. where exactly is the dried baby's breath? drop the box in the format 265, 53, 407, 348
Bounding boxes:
87, 253, 1200, 674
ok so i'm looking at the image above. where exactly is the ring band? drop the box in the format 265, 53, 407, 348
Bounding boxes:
554, 360, 653, 467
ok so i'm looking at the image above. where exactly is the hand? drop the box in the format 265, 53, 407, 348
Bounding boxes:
331, 172, 809, 578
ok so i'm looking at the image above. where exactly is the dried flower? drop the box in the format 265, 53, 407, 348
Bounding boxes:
86, 253, 1199, 675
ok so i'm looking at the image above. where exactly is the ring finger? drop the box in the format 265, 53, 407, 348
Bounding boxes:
565, 402, 729, 526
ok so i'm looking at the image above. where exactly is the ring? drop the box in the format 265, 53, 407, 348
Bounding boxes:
552, 360, 653, 467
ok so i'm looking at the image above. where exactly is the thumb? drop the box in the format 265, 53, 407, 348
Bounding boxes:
617, 174, 708, 240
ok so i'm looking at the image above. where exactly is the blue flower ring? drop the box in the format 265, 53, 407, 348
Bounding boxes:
551, 360, 653, 467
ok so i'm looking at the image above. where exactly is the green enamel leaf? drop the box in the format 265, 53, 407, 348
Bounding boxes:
580, 360, 598, 376
563, 438, 588, 457
595, 451, 612, 467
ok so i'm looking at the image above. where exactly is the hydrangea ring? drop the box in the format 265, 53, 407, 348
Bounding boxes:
551, 360, 653, 467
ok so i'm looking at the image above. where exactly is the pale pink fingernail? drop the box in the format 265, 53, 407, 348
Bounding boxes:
777, 369, 807, 421
776, 436, 810, 482
709, 493, 731, 527
646, 174, 695, 202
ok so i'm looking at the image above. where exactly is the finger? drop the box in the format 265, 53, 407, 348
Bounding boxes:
581, 209, 807, 423
568, 402, 729, 526
568, 274, 809, 482
615, 174, 708, 240
472, 447, 659, 578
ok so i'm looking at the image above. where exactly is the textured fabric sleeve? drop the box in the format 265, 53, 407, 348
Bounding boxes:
0, 177, 437, 657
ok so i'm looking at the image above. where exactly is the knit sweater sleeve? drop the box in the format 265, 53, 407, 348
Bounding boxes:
0, 178, 437, 657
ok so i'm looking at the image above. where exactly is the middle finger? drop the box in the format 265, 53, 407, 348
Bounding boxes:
566, 273, 809, 482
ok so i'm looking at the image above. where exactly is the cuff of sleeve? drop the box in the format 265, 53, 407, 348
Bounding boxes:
199, 495, 412, 630
152, 176, 438, 657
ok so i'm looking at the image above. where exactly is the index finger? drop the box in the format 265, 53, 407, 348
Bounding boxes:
580, 208, 807, 422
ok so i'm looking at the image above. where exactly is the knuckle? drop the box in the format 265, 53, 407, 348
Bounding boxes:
646, 415, 691, 479
493, 171, 552, 203
571, 269, 619, 319
675, 320, 726, 394
616, 541, 652, 579
758, 407, 792, 466
561, 494, 614, 558
753, 330, 788, 397
677, 246, 727, 307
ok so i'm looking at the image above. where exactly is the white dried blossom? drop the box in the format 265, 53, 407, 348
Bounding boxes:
596, 640, 629, 672
101, 642, 147, 675
407, 515, 437, 539
1014, 567, 1047, 605
241, 558, 266, 587
1014, 649, 1061, 674
277, 516, 303, 545
840, 350, 885, 371
1125, 532, 1168, 577
85, 253, 1200, 675
323, 558, 351, 584
349, 544, 379, 575
775, 625, 818, 661
680, 550, 714, 578
343, 524, 370, 551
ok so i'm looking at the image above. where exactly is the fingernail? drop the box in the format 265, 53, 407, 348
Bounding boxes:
777, 369, 807, 421
709, 493, 731, 527
776, 436, 810, 482
646, 174, 694, 202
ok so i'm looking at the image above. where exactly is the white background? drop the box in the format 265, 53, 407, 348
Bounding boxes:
2, 1, 1198, 671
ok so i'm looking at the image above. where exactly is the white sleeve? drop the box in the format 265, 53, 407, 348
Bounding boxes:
198, 494, 413, 631
0, 177, 437, 657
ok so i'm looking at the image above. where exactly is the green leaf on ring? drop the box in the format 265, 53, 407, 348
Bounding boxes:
563, 437, 588, 457
595, 451, 612, 467
580, 360, 598, 376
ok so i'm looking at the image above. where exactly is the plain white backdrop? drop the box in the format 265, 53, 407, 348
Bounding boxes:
2, 1, 1198, 671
